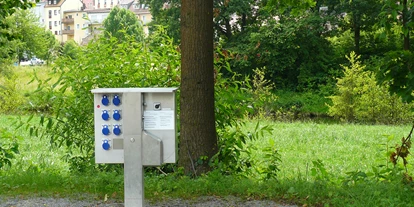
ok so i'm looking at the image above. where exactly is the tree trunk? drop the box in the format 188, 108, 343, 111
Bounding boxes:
353, 14, 361, 55
179, 0, 217, 176
402, 0, 410, 51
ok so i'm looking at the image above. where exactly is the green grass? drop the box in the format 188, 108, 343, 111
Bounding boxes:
2, 114, 414, 206
246, 121, 413, 179
12, 65, 56, 93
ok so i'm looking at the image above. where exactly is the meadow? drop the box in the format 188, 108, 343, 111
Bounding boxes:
1, 66, 414, 206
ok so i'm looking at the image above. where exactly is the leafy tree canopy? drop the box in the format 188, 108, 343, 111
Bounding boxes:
143, 0, 181, 43
0, 0, 38, 19
266, 0, 316, 15
0, 9, 59, 63
103, 6, 145, 42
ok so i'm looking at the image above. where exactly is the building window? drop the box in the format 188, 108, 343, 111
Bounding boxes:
76, 13, 78, 16
54, 10, 57, 15
59, 21, 61, 25
59, 31, 61, 35
142, 15, 145, 22
82, 13, 86, 18
76, 24, 80, 29
49, 10, 52, 18
53, 0, 56, 4
54, 21, 57, 26
55, 31, 58, 35
49, 21, 52, 29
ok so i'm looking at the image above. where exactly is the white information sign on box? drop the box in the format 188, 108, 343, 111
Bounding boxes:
144, 110, 175, 130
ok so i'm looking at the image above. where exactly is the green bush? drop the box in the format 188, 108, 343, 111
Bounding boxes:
212, 49, 279, 177
61, 40, 80, 60
0, 127, 20, 169
328, 52, 414, 124
0, 74, 25, 114
24, 29, 180, 172
273, 91, 330, 121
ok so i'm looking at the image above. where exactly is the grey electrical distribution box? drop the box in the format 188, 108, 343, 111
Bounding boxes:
92, 88, 178, 207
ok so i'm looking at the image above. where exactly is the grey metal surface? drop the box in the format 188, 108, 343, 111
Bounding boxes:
142, 132, 163, 166
123, 92, 144, 207
92, 88, 177, 93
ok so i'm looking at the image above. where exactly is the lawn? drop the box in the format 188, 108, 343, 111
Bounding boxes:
247, 121, 413, 179
1, 114, 414, 206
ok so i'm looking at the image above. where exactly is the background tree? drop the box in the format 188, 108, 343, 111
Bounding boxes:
143, 0, 181, 43
213, 0, 263, 41
0, 0, 39, 65
39, 30, 60, 64
377, 0, 414, 102
339, 0, 382, 55
103, 6, 145, 42
0, 9, 59, 64
0, 0, 37, 19
179, 0, 217, 176
61, 40, 80, 60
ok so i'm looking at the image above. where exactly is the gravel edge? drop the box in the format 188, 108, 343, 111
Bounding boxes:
1, 196, 298, 207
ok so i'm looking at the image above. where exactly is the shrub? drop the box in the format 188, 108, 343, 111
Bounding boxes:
212, 49, 279, 177
0, 127, 20, 169
0, 74, 25, 114
23, 29, 180, 172
328, 52, 414, 124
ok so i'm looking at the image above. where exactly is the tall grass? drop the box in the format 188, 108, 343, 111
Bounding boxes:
245, 120, 413, 179
11, 65, 55, 93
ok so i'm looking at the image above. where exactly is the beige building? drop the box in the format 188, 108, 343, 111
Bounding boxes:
62, 10, 89, 43
38, 0, 151, 44
44, 0, 84, 42
93, 0, 120, 9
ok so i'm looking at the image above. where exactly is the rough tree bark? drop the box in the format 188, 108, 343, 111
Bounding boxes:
179, 0, 217, 176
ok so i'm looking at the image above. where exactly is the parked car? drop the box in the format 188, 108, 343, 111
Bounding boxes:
30, 57, 44, 65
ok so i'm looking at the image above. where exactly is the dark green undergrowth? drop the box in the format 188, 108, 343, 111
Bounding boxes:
273, 90, 331, 120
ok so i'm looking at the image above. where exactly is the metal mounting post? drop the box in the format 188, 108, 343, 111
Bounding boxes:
123, 92, 144, 207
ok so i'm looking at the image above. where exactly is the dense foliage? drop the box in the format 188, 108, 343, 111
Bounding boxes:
25, 29, 179, 171
0, 9, 59, 65
103, 6, 145, 42
145, 0, 414, 104
328, 52, 414, 124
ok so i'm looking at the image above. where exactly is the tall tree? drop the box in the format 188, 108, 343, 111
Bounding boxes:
143, 0, 181, 43
380, 0, 414, 51
377, 0, 414, 102
179, 0, 217, 176
103, 6, 145, 42
213, 0, 263, 40
0, 0, 39, 63
0, 9, 59, 63
340, 0, 381, 55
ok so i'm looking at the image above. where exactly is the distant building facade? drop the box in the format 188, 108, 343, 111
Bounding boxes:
33, 0, 151, 45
